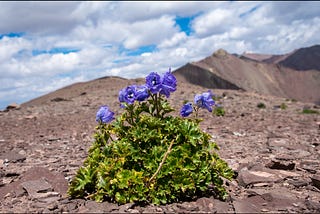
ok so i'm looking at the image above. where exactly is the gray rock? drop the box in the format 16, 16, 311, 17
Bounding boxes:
233, 196, 263, 213
287, 179, 309, 188
237, 167, 281, 187
21, 177, 53, 198
82, 200, 119, 213
0, 167, 68, 200
0, 150, 26, 163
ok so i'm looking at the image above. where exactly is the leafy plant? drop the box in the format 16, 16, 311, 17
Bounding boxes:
257, 102, 266, 109
280, 103, 287, 110
213, 106, 225, 116
68, 70, 233, 205
302, 108, 319, 114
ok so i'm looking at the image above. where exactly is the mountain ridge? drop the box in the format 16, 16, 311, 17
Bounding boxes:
9, 44, 320, 110
173, 45, 320, 104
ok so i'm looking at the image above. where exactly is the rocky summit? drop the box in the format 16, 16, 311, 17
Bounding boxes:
0, 74, 319, 213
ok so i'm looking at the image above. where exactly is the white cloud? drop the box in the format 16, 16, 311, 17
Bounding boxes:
0, 1, 320, 109
192, 8, 233, 37
158, 32, 187, 49
0, 37, 31, 62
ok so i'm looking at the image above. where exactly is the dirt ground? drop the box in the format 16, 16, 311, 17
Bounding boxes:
0, 76, 319, 213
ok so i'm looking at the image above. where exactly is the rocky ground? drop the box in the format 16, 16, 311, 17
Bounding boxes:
0, 76, 319, 213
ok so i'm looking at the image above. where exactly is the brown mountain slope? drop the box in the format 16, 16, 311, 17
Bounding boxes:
278, 44, 320, 71
173, 49, 320, 104
240, 44, 320, 71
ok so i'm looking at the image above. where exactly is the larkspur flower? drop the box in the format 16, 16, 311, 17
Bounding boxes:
160, 70, 177, 98
180, 102, 193, 117
194, 90, 215, 112
119, 88, 126, 102
96, 105, 115, 123
146, 72, 162, 94
135, 85, 150, 101
123, 85, 136, 104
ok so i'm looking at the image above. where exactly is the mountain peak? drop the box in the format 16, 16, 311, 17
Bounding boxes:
213, 48, 228, 57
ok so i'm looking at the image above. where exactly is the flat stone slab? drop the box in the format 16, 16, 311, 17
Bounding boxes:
238, 166, 301, 187
0, 150, 26, 162
0, 167, 68, 199
234, 189, 303, 213
21, 178, 53, 199
238, 167, 281, 187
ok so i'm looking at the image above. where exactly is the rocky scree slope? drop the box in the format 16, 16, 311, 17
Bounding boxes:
0, 75, 319, 213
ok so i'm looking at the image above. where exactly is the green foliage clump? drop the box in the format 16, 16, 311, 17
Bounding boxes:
68, 72, 233, 205
257, 102, 266, 109
302, 108, 319, 114
280, 103, 287, 110
213, 106, 225, 116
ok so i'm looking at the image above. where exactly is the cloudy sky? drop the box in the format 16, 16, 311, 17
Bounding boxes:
0, 1, 319, 109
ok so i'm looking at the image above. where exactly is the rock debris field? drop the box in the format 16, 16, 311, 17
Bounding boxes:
0, 77, 319, 213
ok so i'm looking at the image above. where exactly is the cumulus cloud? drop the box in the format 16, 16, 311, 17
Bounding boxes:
0, 1, 319, 109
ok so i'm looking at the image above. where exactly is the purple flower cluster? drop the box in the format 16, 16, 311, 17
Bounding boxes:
146, 71, 177, 98
180, 90, 215, 117
96, 70, 177, 123
96, 105, 115, 124
119, 85, 149, 105
119, 70, 177, 106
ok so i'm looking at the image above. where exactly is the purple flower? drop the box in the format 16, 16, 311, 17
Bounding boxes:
194, 90, 215, 112
146, 72, 162, 94
160, 71, 177, 98
119, 88, 126, 103
135, 85, 150, 101
96, 105, 115, 123
123, 85, 136, 104
180, 102, 193, 117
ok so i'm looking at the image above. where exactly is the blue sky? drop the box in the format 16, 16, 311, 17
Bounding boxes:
0, 1, 320, 110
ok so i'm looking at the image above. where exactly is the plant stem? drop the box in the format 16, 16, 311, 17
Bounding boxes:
148, 139, 174, 185
154, 93, 160, 118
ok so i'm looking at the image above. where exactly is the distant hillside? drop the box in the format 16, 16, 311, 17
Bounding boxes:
241, 44, 320, 71
278, 45, 320, 71
173, 48, 320, 104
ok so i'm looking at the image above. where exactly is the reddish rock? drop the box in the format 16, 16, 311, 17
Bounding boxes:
237, 167, 281, 187
5, 103, 20, 111
21, 178, 53, 199
0, 167, 68, 199
0, 150, 26, 163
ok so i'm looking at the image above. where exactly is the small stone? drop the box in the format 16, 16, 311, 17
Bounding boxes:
37, 196, 61, 203
275, 154, 296, 161
6, 103, 20, 111
118, 202, 134, 213
266, 160, 295, 170
0, 150, 26, 163
237, 167, 280, 187
287, 179, 309, 188
305, 199, 320, 212
253, 182, 271, 187
128, 209, 140, 213
311, 175, 320, 189
233, 197, 262, 213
